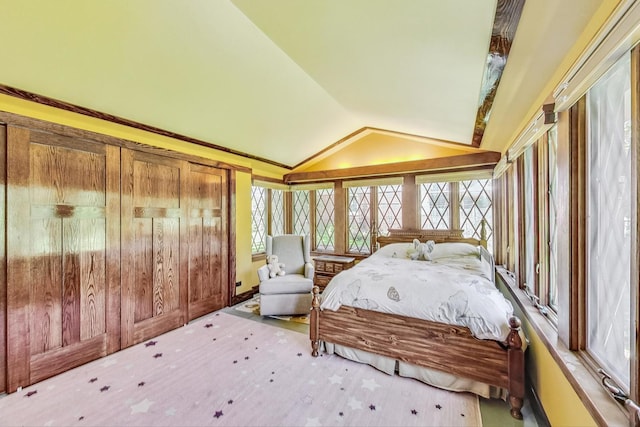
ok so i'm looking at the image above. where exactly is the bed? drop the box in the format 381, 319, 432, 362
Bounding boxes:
309, 229, 525, 419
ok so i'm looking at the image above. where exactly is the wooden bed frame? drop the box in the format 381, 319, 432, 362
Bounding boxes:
309, 228, 525, 419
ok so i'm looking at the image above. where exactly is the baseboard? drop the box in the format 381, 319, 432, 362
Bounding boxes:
527, 373, 551, 426
230, 285, 259, 306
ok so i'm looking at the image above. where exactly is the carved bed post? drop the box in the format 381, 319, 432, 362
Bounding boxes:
480, 219, 488, 249
310, 286, 321, 357
507, 316, 525, 419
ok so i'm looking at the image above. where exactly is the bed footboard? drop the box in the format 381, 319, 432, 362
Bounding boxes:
310, 286, 321, 357
507, 316, 525, 419
309, 286, 525, 419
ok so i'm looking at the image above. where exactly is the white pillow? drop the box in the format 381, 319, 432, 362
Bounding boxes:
375, 242, 412, 258
430, 242, 480, 260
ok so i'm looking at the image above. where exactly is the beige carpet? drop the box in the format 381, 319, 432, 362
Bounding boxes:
0, 311, 481, 426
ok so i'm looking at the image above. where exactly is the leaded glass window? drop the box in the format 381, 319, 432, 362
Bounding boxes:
270, 189, 285, 236
315, 188, 334, 251
251, 185, 267, 253
348, 186, 371, 253
548, 126, 558, 311
420, 182, 450, 229
586, 52, 631, 389
377, 185, 402, 236
522, 147, 537, 293
293, 190, 310, 236
459, 179, 493, 251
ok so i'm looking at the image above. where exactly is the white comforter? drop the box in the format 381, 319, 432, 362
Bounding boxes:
320, 243, 514, 341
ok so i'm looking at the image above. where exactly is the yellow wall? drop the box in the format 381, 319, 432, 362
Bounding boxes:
496, 278, 596, 427
295, 131, 481, 172
0, 94, 286, 298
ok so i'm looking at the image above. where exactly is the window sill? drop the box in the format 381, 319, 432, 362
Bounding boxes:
251, 253, 266, 263
495, 267, 629, 426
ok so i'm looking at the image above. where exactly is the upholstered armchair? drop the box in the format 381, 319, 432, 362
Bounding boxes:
257, 234, 314, 316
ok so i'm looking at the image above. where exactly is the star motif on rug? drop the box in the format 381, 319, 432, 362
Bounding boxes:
130, 398, 154, 414
213, 410, 224, 418
138, 382, 145, 387
411, 409, 418, 415
361, 378, 380, 391
305, 417, 321, 427
24, 390, 37, 397
435, 404, 442, 410
100, 386, 110, 392
328, 374, 343, 385
153, 353, 163, 358
144, 340, 157, 347
89, 377, 98, 383
369, 404, 376, 411
347, 397, 363, 410
205, 323, 213, 328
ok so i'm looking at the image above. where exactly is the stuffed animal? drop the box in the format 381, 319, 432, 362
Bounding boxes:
406, 239, 434, 261
266, 254, 286, 278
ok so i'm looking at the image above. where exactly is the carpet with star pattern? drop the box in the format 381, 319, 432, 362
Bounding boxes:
0, 311, 480, 426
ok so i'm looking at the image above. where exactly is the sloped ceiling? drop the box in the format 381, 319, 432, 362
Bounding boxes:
0, 0, 608, 168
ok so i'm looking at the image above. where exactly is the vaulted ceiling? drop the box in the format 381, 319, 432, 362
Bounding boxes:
0, 0, 608, 168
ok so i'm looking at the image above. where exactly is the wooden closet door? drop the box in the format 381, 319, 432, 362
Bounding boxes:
187, 163, 229, 321
121, 149, 188, 348
6, 126, 120, 392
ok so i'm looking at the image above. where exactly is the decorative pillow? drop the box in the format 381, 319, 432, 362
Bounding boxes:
430, 242, 480, 260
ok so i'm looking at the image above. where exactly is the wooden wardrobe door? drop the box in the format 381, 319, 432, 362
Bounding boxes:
6, 126, 120, 392
121, 149, 187, 348
187, 163, 229, 321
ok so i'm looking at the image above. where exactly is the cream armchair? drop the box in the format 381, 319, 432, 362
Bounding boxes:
257, 234, 314, 316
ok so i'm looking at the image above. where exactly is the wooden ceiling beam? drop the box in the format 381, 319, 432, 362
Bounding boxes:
472, 0, 526, 147
283, 151, 501, 184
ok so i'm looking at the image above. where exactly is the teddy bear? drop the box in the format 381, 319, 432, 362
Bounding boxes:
266, 254, 286, 278
406, 239, 435, 261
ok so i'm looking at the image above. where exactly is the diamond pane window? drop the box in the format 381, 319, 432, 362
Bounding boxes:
548, 126, 559, 311
348, 186, 371, 253
315, 188, 334, 251
271, 189, 285, 236
523, 148, 536, 293
420, 182, 450, 229
377, 185, 402, 236
459, 179, 493, 251
293, 190, 310, 236
251, 185, 267, 253
586, 52, 631, 389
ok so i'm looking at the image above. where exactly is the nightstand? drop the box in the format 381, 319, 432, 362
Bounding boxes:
313, 255, 355, 290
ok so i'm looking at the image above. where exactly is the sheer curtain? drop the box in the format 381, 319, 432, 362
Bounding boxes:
587, 52, 631, 389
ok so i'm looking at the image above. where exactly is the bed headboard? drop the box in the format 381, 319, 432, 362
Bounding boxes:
377, 224, 488, 249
